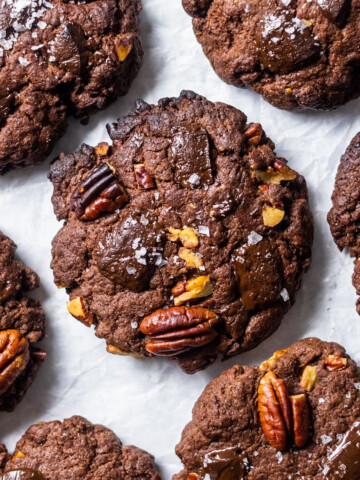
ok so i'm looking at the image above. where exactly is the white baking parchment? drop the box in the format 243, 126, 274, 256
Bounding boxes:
0, 1, 360, 478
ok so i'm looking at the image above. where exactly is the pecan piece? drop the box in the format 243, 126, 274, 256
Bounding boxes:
0, 330, 30, 396
139, 306, 219, 356
245, 123, 262, 146
258, 371, 292, 451
178, 247, 204, 269
254, 160, 297, 185
67, 297, 93, 327
167, 227, 199, 249
172, 275, 213, 306
325, 355, 347, 371
290, 394, 310, 448
300, 365, 317, 392
259, 348, 289, 372
115, 36, 133, 62
262, 205, 285, 227
94, 142, 110, 156
134, 164, 155, 189
70, 163, 128, 221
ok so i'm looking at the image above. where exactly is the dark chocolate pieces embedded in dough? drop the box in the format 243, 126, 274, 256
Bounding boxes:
317, 0, 352, 25
324, 422, 360, 479
0, 470, 45, 480
255, 8, 321, 74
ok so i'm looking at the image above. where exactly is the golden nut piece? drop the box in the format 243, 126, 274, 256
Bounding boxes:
244, 123, 263, 146
106, 344, 142, 359
262, 205, 285, 227
140, 306, 219, 356
172, 275, 213, 306
258, 371, 310, 451
94, 142, 110, 156
114, 37, 133, 62
325, 355, 347, 371
188, 475, 199, 480
67, 297, 93, 327
259, 348, 289, 372
12, 450, 25, 460
254, 160, 297, 185
134, 164, 155, 189
0, 329, 30, 396
178, 247, 204, 269
300, 365, 317, 392
167, 227, 199, 249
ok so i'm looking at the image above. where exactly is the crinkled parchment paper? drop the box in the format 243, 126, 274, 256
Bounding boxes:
0, 1, 360, 478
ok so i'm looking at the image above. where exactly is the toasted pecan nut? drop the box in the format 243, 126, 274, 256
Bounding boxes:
69, 163, 128, 221
167, 227, 199, 249
115, 36, 133, 61
245, 123, 262, 146
0, 330, 30, 396
178, 247, 204, 269
67, 297, 93, 327
325, 355, 347, 371
254, 161, 297, 185
172, 275, 213, 306
134, 164, 155, 189
259, 348, 289, 372
300, 365, 317, 392
140, 306, 219, 356
106, 344, 142, 359
262, 205, 285, 227
290, 394, 310, 448
94, 142, 110, 156
258, 371, 292, 451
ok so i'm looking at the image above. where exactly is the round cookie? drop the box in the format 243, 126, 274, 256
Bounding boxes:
0, 231, 46, 411
0, 416, 161, 480
182, 0, 360, 111
0, 0, 143, 174
49, 90, 313, 374
174, 337, 360, 480
328, 133, 360, 314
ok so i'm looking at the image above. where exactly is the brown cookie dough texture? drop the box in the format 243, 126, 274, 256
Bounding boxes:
174, 338, 360, 480
0, 0, 143, 174
0, 416, 160, 480
50, 91, 313, 374
182, 0, 360, 111
328, 133, 360, 314
0, 231, 46, 411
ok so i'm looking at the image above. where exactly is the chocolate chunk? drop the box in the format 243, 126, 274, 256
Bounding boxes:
325, 422, 360, 479
51, 23, 87, 76
0, 469, 45, 480
232, 238, 282, 311
317, 0, 351, 25
171, 131, 213, 189
95, 211, 165, 292
196, 446, 249, 480
255, 9, 321, 74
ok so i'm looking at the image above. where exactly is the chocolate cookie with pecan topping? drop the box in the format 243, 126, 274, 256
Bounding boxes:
49, 90, 313, 374
174, 338, 360, 480
328, 132, 360, 314
182, 0, 360, 111
0, 416, 160, 480
0, 231, 46, 411
0, 0, 143, 174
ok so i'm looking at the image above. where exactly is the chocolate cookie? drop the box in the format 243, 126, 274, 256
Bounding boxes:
0, 231, 46, 411
174, 337, 360, 480
0, 416, 161, 480
328, 133, 360, 313
0, 0, 143, 174
182, 0, 360, 111
49, 90, 313, 374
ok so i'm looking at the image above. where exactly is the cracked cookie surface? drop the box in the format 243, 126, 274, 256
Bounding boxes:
50, 90, 313, 374
0, 231, 46, 411
182, 0, 360, 111
174, 338, 360, 480
0, 416, 160, 480
328, 132, 360, 314
0, 0, 143, 174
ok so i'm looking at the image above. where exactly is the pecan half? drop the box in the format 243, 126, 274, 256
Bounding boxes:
325, 355, 347, 371
0, 330, 30, 396
258, 371, 310, 451
139, 306, 219, 356
70, 163, 128, 221
134, 164, 155, 189
290, 394, 310, 448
